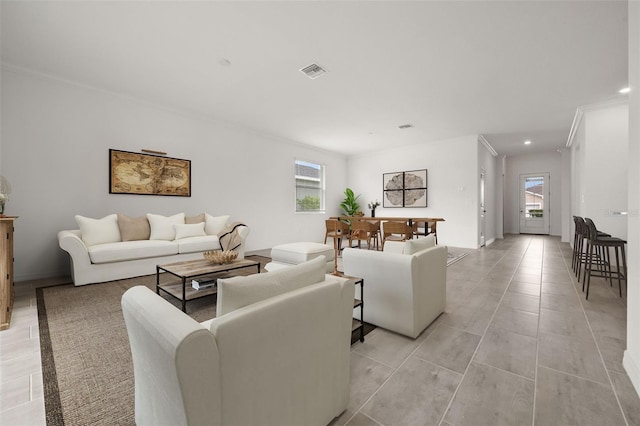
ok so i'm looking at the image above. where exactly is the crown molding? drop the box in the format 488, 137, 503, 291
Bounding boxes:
478, 134, 498, 157
566, 98, 629, 148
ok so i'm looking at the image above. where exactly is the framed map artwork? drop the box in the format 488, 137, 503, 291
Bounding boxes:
109, 149, 191, 197
383, 169, 427, 208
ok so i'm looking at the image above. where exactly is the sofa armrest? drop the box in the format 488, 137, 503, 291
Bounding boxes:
235, 225, 251, 259
58, 230, 91, 266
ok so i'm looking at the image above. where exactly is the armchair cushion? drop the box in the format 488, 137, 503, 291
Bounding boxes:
216, 256, 326, 316
404, 234, 436, 254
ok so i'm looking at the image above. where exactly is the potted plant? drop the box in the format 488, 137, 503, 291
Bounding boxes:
340, 188, 361, 217
367, 200, 381, 217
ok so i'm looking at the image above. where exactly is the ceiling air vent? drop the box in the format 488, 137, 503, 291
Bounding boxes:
398, 124, 414, 129
300, 63, 327, 79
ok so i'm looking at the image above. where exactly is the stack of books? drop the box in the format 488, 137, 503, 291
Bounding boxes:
191, 277, 217, 290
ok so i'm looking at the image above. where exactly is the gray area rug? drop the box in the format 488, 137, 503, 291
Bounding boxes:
37, 255, 270, 426
37, 255, 373, 425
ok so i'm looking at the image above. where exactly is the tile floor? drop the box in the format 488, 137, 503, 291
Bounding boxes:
1, 235, 639, 425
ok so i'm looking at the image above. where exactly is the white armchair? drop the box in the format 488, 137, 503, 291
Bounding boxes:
122, 257, 354, 426
343, 236, 447, 338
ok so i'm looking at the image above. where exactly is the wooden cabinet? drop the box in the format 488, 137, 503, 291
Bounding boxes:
0, 216, 17, 331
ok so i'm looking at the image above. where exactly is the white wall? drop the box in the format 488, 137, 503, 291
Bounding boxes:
624, 0, 640, 398
347, 135, 479, 248
571, 102, 629, 241
478, 139, 499, 245
504, 150, 563, 236
0, 68, 348, 281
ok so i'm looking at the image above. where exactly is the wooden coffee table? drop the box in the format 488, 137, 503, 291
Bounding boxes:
156, 258, 261, 313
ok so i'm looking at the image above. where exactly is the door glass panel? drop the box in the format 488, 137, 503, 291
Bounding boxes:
524, 176, 544, 218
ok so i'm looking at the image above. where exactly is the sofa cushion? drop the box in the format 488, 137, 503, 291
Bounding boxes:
88, 240, 178, 264
117, 214, 151, 241
205, 214, 230, 235
270, 242, 334, 265
174, 223, 207, 240
403, 235, 436, 255
177, 235, 221, 254
216, 256, 326, 316
147, 213, 185, 241
185, 213, 205, 224
75, 214, 121, 247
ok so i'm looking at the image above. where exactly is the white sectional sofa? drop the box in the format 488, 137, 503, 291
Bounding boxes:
122, 257, 354, 425
58, 213, 250, 286
343, 235, 447, 338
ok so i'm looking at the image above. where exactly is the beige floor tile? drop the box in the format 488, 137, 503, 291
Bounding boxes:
0, 375, 31, 412
540, 292, 582, 313
540, 281, 576, 296
535, 366, 625, 426
474, 327, 537, 379
444, 362, 534, 426
491, 306, 539, 338
362, 357, 461, 426
500, 292, 540, 314
353, 328, 426, 369
538, 308, 592, 340
511, 273, 541, 285
344, 412, 383, 426
507, 281, 541, 297
0, 353, 42, 384
0, 336, 41, 361
609, 370, 640, 426
537, 332, 609, 384
0, 398, 45, 425
0, 325, 31, 346
414, 325, 481, 373
329, 352, 394, 426
584, 309, 627, 341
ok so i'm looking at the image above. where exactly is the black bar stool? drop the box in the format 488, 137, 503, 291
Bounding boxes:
582, 218, 627, 300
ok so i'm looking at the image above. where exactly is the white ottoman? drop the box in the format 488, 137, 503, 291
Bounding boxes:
265, 242, 335, 273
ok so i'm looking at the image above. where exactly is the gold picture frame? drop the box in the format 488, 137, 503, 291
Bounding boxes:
109, 149, 191, 197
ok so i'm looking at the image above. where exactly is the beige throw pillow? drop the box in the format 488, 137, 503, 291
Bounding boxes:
216, 256, 326, 316
117, 214, 151, 241
185, 213, 205, 224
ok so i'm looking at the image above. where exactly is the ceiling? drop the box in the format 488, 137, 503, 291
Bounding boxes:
0, 1, 629, 157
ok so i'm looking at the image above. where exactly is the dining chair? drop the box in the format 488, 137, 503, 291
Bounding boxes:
324, 219, 349, 256
381, 221, 413, 250
349, 220, 378, 250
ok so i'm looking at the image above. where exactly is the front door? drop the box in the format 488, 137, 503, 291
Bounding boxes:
519, 173, 550, 235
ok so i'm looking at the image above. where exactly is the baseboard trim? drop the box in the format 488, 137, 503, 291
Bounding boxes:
623, 350, 640, 397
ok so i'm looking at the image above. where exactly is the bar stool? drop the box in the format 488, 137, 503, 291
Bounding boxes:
573, 216, 610, 282
582, 218, 626, 299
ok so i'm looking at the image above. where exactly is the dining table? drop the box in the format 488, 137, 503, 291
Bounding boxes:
330, 216, 445, 243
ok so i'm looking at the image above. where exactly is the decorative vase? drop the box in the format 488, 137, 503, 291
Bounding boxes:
0, 201, 4, 215
371, 209, 376, 217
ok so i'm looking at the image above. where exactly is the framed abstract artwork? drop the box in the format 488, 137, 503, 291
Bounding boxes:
383, 169, 427, 208
109, 149, 191, 197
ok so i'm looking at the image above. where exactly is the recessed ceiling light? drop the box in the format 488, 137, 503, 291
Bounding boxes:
619, 87, 630, 94
524, 140, 532, 145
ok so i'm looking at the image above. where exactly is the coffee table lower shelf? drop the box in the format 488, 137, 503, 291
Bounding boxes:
156, 258, 261, 313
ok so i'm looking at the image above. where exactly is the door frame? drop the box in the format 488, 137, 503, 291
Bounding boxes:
519, 172, 550, 235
